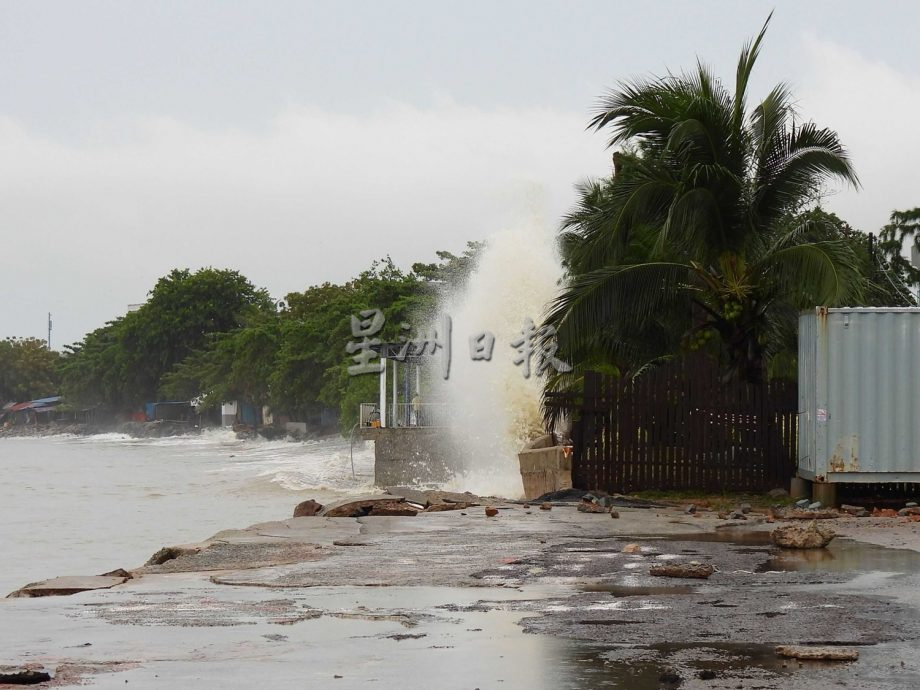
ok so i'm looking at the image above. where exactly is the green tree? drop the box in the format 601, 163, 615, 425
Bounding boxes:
0, 338, 61, 403
547, 16, 865, 385
61, 268, 272, 409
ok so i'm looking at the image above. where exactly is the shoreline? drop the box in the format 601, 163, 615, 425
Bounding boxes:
3, 492, 920, 688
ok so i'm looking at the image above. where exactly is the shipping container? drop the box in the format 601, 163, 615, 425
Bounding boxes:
798, 307, 920, 484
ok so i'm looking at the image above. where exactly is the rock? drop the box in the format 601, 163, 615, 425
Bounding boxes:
906, 501, 918, 508
649, 563, 715, 579
622, 543, 642, 554
728, 510, 746, 520
684, 504, 697, 514
771, 520, 836, 549
426, 490, 480, 505
739, 503, 752, 514
145, 545, 201, 566
808, 501, 823, 510
775, 646, 858, 661
293, 499, 323, 517
484, 506, 499, 517
368, 500, 420, 517
795, 499, 810, 509
783, 510, 839, 520
7, 575, 128, 598
320, 494, 406, 518
423, 501, 476, 512
717, 511, 728, 520
577, 502, 607, 513
897, 506, 920, 517
872, 508, 899, 518
384, 486, 431, 506
840, 504, 869, 517
0, 669, 52, 684
540, 502, 552, 511
658, 668, 683, 685
610, 510, 620, 519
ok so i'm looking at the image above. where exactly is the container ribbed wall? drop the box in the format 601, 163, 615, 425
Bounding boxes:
799, 308, 920, 482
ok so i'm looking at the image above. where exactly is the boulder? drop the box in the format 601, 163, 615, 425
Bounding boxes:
771, 521, 835, 549
577, 502, 607, 514
484, 506, 499, 517
649, 563, 715, 579
293, 499, 323, 517
320, 494, 406, 518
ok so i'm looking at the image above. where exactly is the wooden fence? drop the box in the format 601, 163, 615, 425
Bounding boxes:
570, 357, 798, 493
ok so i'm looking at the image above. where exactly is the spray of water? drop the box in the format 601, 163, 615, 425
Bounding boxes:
436, 224, 562, 498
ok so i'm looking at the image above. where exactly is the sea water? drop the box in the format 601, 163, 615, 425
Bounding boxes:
0, 431, 374, 595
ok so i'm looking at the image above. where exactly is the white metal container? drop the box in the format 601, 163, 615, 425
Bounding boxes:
798, 307, 920, 483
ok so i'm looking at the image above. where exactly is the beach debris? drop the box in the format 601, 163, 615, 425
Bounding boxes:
684, 504, 697, 514
840, 504, 869, 517
145, 544, 201, 566
423, 501, 476, 512
897, 506, 920, 517
577, 501, 607, 514
293, 499, 324, 517
649, 562, 715, 579
368, 501, 420, 517
795, 499, 811, 509
610, 510, 620, 519
7, 575, 129, 599
0, 668, 52, 685
775, 646, 859, 661
540, 502, 552, 511
320, 494, 407, 518
658, 668, 683, 685
907, 501, 918, 508
771, 520, 836, 549
622, 543, 642, 553
872, 508, 898, 518
485, 506, 499, 517
808, 501, 823, 510
739, 502, 752, 514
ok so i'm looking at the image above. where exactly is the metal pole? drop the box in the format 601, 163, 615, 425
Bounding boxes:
47, 313, 52, 349
379, 357, 387, 428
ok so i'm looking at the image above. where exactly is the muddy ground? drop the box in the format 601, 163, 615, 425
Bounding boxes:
2, 501, 920, 689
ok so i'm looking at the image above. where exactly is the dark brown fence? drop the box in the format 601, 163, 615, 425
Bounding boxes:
572, 357, 798, 493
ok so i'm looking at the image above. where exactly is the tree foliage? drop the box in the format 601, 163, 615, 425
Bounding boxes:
0, 338, 61, 404
546, 16, 908, 392
60, 268, 272, 409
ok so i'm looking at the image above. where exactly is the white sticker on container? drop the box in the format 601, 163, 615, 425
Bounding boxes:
816, 408, 828, 422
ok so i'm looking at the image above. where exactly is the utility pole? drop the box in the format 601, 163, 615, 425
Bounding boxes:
47, 312, 52, 350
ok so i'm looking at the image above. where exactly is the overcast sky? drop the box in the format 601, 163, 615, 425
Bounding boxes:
3, 1, 919, 347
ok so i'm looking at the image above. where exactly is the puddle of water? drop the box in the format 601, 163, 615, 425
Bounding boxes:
573, 642, 794, 689
757, 538, 920, 574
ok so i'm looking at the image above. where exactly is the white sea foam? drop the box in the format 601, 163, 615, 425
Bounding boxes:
435, 223, 562, 498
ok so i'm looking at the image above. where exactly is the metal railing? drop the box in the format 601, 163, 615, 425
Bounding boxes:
359, 402, 448, 429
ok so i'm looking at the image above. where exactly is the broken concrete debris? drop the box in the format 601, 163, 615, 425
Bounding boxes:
771, 521, 836, 549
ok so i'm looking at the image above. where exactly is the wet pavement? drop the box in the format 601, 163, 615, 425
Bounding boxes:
2, 504, 920, 688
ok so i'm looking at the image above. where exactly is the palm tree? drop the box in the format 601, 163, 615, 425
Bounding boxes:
546, 16, 864, 385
